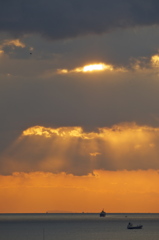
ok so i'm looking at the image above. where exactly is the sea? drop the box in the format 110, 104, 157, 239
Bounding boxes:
0, 213, 159, 240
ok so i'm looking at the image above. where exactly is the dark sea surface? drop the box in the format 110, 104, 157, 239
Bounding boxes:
0, 213, 159, 240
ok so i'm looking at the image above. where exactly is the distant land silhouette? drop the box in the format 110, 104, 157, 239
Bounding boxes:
46, 210, 74, 213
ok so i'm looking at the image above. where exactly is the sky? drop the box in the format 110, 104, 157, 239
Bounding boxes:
1, 0, 159, 213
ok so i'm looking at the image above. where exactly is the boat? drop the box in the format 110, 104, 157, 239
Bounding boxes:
127, 222, 143, 229
99, 209, 106, 217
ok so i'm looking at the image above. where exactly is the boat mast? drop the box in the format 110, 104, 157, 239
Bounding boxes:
43, 228, 45, 240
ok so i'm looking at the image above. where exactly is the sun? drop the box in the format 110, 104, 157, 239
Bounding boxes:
82, 63, 113, 72
57, 62, 114, 74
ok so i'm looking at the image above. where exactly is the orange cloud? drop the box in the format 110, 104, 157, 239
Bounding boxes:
3, 39, 26, 48
1, 123, 159, 175
0, 38, 26, 56
151, 54, 159, 67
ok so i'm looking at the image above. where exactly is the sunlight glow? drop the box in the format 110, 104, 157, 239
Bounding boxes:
57, 69, 68, 74
19, 124, 159, 175
57, 62, 114, 74
2, 123, 159, 179
22, 126, 86, 138
0, 50, 4, 55
151, 54, 159, 67
82, 63, 113, 72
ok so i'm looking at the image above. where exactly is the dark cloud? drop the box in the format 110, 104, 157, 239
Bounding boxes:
1, 0, 159, 40
2, 24, 159, 71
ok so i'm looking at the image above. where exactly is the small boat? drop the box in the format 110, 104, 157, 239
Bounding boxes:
99, 209, 106, 217
127, 222, 143, 229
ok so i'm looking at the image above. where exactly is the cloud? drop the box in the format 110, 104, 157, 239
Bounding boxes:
56, 62, 126, 74
0, 38, 26, 58
1, 26, 159, 70
1, 0, 159, 40
1, 123, 159, 175
3, 39, 25, 48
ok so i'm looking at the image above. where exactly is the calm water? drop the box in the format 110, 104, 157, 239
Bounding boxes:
0, 213, 159, 240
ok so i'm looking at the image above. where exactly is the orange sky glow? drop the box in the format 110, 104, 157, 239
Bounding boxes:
0, 170, 159, 213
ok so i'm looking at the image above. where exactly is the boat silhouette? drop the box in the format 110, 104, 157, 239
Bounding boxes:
127, 222, 143, 229
99, 209, 106, 217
